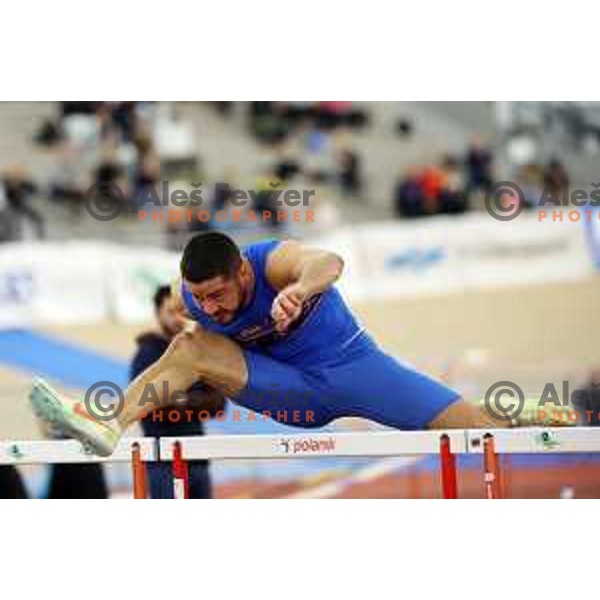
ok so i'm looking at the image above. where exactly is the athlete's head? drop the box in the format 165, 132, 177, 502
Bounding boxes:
153, 285, 182, 337
180, 232, 249, 324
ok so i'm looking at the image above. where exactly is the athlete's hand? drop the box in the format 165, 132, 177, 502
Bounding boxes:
271, 283, 309, 332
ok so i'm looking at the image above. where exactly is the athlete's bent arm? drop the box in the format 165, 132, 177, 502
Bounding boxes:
266, 241, 344, 331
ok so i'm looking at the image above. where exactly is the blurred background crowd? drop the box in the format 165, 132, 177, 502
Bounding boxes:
2, 101, 597, 248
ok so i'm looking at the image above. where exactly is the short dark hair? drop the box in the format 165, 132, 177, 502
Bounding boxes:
153, 285, 171, 312
180, 232, 242, 283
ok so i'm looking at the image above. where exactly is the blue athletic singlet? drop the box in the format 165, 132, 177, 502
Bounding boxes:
181, 239, 460, 430
181, 240, 365, 364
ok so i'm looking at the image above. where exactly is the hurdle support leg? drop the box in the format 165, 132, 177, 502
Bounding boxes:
439, 434, 458, 499
172, 441, 190, 499
483, 434, 502, 499
131, 442, 148, 499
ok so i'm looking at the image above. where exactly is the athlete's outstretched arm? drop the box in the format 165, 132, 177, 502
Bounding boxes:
266, 241, 344, 331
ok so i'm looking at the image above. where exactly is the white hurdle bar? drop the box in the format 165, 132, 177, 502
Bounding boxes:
467, 428, 600, 454
0, 437, 157, 499
159, 430, 466, 460
160, 431, 466, 498
0, 437, 156, 465
4, 428, 600, 499
159, 428, 600, 499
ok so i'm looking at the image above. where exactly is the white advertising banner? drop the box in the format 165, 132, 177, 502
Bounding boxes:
106, 247, 179, 323
457, 213, 592, 290
0, 213, 594, 327
328, 213, 593, 299
0, 242, 107, 327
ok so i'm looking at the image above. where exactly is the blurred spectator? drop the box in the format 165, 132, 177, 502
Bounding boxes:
249, 101, 365, 146
251, 102, 290, 145
164, 207, 191, 251
272, 143, 301, 183
419, 164, 445, 214
130, 285, 226, 499
0, 466, 28, 498
0, 166, 44, 239
132, 130, 161, 209
337, 148, 362, 198
518, 163, 544, 209
47, 463, 108, 499
394, 157, 468, 219
394, 166, 425, 218
543, 158, 570, 201
439, 155, 466, 214
60, 102, 100, 119
396, 117, 414, 137
317, 101, 352, 129
465, 135, 494, 197
109, 101, 138, 143
578, 369, 600, 426
95, 142, 126, 189
213, 102, 235, 118
253, 172, 285, 230
49, 141, 89, 215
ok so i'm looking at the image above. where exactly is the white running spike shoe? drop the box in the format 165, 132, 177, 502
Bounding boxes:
29, 377, 122, 457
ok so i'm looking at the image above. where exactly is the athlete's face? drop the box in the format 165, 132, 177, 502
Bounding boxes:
185, 269, 246, 324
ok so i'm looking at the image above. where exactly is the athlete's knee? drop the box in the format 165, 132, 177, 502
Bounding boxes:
163, 328, 206, 365
165, 326, 243, 375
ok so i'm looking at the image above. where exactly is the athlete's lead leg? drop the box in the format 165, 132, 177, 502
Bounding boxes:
29, 325, 250, 456
116, 324, 248, 429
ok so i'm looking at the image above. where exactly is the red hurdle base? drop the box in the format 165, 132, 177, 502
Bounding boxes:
131, 442, 148, 500
439, 434, 458, 499
483, 434, 502, 499
172, 441, 190, 499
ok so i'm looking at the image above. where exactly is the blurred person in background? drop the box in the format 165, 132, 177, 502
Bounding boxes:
49, 141, 89, 216
131, 129, 161, 209
0, 165, 44, 239
130, 285, 226, 499
165, 207, 192, 252
109, 101, 139, 144
0, 466, 28, 499
439, 154, 466, 215
47, 462, 108, 499
272, 143, 301, 184
394, 166, 425, 218
253, 171, 285, 230
518, 163, 544, 210
465, 135, 494, 198
419, 163, 445, 215
543, 158, 570, 202
579, 368, 600, 426
337, 148, 362, 199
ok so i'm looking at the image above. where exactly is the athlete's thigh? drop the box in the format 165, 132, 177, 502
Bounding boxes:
325, 349, 461, 430
229, 351, 334, 428
158, 325, 248, 396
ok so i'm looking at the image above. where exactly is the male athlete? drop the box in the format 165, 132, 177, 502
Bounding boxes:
30, 232, 530, 456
